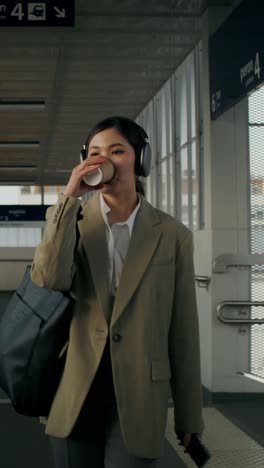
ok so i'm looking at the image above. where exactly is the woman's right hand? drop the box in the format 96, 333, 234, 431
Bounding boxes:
64, 156, 106, 198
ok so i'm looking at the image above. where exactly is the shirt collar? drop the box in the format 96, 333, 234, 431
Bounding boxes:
100, 193, 141, 236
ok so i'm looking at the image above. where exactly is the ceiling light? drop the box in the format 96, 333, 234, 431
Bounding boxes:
0, 165, 37, 171
56, 169, 72, 173
0, 100, 45, 110
0, 141, 40, 148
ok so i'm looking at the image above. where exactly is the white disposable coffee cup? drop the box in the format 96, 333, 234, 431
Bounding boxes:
83, 159, 115, 186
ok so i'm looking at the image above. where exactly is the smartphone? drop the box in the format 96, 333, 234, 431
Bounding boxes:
178, 434, 211, 467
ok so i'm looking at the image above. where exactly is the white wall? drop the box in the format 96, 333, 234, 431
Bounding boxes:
193, 10, 213, 391
210, 100, 263, 392
194, 8, 264, 393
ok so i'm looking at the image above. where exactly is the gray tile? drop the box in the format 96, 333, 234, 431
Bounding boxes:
166, 407, 264, 467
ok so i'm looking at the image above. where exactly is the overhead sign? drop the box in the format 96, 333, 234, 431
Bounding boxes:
209, 0, 264, 120
0, 205, 49, 222
0, 1, 74, 27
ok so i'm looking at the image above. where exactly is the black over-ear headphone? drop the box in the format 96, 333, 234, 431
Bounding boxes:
132, 122, 152, 177
80, 119, 152, 177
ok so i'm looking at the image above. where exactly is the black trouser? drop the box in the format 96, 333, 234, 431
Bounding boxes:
49, 339, 159, 468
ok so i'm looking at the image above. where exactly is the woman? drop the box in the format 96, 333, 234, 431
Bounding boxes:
31, 116, 204, 468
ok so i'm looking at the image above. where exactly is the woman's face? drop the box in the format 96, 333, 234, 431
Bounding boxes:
88, 127, 136, 194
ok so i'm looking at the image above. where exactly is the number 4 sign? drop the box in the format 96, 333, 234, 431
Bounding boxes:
10, 3, 24, 21
0, 1, 74, 26
11, 2, 46, 21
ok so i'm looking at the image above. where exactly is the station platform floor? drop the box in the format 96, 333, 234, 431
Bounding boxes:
166, 389, 264, 467
0, 391, 264, 468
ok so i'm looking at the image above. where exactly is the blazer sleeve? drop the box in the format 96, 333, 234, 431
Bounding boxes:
168, 230, 204, 435
31, 193, 81, 291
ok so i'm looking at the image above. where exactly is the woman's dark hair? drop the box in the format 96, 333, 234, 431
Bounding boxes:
85, 116, 147, 196
135, 178, 145, 197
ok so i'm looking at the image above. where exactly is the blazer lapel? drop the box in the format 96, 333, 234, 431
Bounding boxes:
77, 193, 110, 323
111, 198, 162, 326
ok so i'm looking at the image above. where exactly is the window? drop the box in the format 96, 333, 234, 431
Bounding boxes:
137, 43, 203, 230
0, 185, 65, 246
0, 186, 42, 205
0, 227, 42, 247
43, 186, 67, 204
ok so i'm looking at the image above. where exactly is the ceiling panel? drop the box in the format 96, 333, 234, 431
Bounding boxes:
0, 0, 237, 185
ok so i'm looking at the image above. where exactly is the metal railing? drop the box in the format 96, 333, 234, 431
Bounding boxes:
213, 253, 264, 273
217, 301, 264, 324
194, 275, 210, 288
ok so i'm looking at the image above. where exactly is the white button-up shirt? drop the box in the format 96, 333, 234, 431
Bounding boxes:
100, 193, 141, 295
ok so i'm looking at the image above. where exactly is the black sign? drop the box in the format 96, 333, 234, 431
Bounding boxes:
0, 205, 49, 222
209, 0, 264, 120
0, 1, 74, 27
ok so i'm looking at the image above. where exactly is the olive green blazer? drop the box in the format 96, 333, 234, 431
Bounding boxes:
31, 192, 204, 458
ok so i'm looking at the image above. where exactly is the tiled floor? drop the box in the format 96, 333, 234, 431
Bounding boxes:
1, 398, 264, 467
215, 400, 264, 448
166, 407, 264, 467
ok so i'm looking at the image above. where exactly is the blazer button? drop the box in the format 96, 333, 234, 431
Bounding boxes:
112, 333, 122, 342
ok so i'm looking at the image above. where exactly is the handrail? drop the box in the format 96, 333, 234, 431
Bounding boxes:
217, 301, 264, 324
195, 275, 210, 288
213, 254, 264, 273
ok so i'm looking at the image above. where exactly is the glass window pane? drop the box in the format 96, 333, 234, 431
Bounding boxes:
189, 57, 196, 139
169, 156, 175, 217
181, 148, 189, 227
166, 86, 173, 155
160, 160, 168, 213
136, 44, 202, 229
0, 186, 42, 204
161, 91, 167, 158
145, 101, 155, 150
179, 72, 188, 146
145, 177, 151, 202
192, 142, 198, 230
0, 227, 42, 247
43, 185, 67, 205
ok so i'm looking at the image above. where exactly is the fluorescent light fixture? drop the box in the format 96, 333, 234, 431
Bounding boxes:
0, 141, 40, 148
0, 100, 45, 110
0, 165, 37, 171
56, 169, 72, 173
